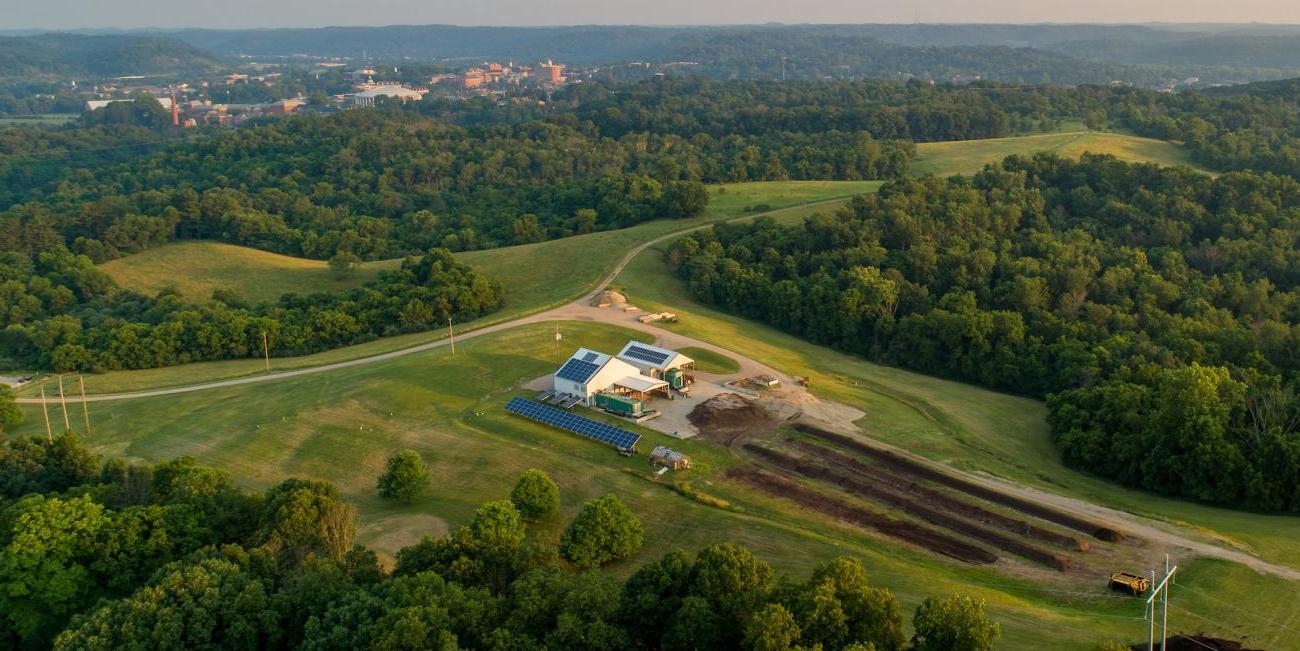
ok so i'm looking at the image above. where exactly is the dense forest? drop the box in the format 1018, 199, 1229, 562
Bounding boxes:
6, 73, 1300, 373
0, 432, 1000, 650
669, 155, 1300, 510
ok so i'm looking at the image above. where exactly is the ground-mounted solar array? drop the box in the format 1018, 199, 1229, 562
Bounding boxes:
623, 344, 671, 365
555, 358, 600, 383
505, 397, 641, 451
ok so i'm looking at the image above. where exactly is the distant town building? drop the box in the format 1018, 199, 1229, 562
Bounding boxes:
349, 85, 427, 107
540, 59, 566, 84
86, 97, 174, 111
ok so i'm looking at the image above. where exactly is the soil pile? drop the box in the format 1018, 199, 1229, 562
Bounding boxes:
688, 393, 772, 444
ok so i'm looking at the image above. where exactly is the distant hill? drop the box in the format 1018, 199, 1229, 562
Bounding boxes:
0, 33, 222, 80
157, 24, 1300, 85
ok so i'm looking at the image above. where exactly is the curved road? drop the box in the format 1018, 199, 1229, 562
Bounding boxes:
16, 195, 1300, 582
17, 197, 851, 405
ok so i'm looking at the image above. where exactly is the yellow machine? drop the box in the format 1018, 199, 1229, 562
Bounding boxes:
1109, 572, 1151, 595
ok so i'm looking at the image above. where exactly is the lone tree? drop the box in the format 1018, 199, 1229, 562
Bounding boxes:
911, 595, 1001, 651
376, 450, 431, 504
510, 469, 559, 520
0, 385, 23, 434
560, 494, 643, 569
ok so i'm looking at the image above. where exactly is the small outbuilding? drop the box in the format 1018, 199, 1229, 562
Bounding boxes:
649, 446, 691, 470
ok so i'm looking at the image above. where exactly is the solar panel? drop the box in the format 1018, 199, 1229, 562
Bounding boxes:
583, 352, 599, 362
556, 358, 600, 383
505, 397, 641, 451
623, 344, 671, 365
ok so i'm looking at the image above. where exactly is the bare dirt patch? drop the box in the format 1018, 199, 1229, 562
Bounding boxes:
788, 439, 1088, 552
792, 423, 1125, 542
726, 466, 998, 565
745, 443, 1073, 571
688, 392, 778, 445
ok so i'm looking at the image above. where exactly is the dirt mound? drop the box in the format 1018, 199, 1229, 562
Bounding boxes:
688, 393, 773, 444
591, 290, 627, 307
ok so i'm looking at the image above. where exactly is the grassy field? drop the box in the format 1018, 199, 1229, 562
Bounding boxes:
99, 241, 400, 303
0, 113, 78, 126
17, 319, 1294, 649
676, 346, 741, 374
912, 130, 1201, 177
60, 182, 874, 396
611, 239, 1300, 570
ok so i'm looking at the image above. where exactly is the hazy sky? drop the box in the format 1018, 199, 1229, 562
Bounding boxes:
5, 0, 1300, 30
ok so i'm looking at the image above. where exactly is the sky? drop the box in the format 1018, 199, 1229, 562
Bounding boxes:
4, 0, 1300, 30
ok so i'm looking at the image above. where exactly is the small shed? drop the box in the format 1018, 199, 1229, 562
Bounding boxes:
649, 445, 691, 470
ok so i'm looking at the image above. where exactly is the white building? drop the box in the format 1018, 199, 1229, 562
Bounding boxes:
616, 341, 694, 379
86, 97, 174, 111
552, 347, 668, 405
349, 85, 427, 107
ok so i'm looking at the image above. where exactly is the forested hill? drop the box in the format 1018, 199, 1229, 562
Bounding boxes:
157, 24, 1300, 85
0, 34, 222, 80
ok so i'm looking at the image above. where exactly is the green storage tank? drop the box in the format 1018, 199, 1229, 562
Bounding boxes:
666, 368, 685, 390
594, 393, 643, 416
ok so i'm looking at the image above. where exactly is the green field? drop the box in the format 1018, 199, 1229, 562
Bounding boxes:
15, 318, 1299, 648
99, 241, 400, 303
613, 237, 1300, 568
16, 170, 1300, 647
64, 181, 875, 395
912, 130, 1202, 177
0, 113, 78, 126
676, 346, 741, 374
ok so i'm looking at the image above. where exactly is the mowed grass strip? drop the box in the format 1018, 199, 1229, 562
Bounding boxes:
98, 241, 400, 304
12, 319, 1266, 650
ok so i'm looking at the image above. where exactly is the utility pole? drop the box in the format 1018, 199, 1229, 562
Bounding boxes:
261, 331, 271, 371
780, 57, 787, 82
448, 316, 455, 356
57, 375, 70, 430
1146, 555, 1178, 651
39, 385, 52, 442
78, 375, 91, 435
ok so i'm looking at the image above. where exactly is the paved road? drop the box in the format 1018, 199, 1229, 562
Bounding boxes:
17, 193, 1300, 581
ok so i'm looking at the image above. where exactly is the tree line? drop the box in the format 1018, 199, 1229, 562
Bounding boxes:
0, 430, 1000, 650
669, 154, 1300, 511
0, 247, 504, 372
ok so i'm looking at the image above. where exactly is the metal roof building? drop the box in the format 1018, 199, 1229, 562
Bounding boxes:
552, 348, 643, 406
616, 341, 694, 378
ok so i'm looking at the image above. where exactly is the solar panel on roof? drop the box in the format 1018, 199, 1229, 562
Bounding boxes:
623, 345, 671, 365
583, 352, 599, 362
556, 358, 600, 383
505, 397, 642, 451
